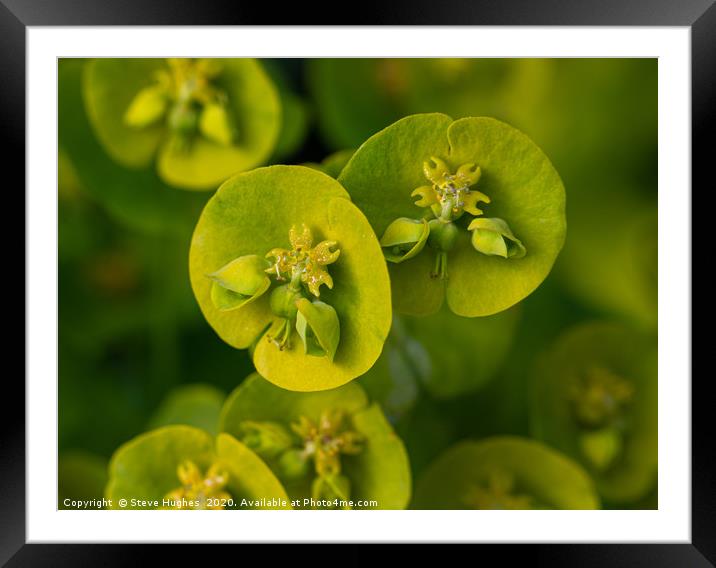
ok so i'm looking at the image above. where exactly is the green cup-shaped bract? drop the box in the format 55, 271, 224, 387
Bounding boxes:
295, 298, 340, 361
219, 374, 412, 509
380, 217, 430, 263
83, 58, 281, 190
413, 437, 600, 509
189, 165, 392, 392
338, 113, 566, 317
105, 425, 290, 509
530, 322, 657, 505
469, 217, 526, 259
208, 254, 272, 312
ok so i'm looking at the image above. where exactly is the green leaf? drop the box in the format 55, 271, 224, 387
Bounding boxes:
147, 384, 226, 436
219, 374, 411, 509
295, 298, 340, 361
412, 437, 600, 509
530, 322, 657, 504
105, 425, 289, 509
339, 113, 566, 317
84, 58, 281, 190
190, 165, 392, 391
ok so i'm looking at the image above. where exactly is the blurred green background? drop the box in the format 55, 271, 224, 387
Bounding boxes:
59, 58, 657, 509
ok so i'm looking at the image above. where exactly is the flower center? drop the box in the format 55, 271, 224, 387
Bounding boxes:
570, 366, 634, 429
163, 460, 230, 510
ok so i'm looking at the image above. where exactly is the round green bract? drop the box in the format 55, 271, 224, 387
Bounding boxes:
219, 374, 411, 509
84, 58, 281, 190
530, 322, 657, 504
105, 425, 289, 509
338, 113, 566, 317
189, 165, 392, 391
412, 437, 599, 509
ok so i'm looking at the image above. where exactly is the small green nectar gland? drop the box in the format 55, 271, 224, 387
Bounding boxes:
124, 58, 237, 152
464, 471, 536, 510
570, 367, 635, 471
163, 460, 231, 510
379, 156, 526, 279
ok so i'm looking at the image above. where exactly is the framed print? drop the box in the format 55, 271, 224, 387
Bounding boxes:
5, 0, 709, 562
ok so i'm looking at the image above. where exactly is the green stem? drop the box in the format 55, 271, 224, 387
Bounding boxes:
431, 251, 448, 279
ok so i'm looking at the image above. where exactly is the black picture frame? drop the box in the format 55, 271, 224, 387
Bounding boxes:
4, 0, 708, 562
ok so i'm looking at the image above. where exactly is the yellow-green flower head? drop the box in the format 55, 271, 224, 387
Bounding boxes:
124, 58, 236, 150
265, 224, 341, 298
163, 460, 231, 510
570, 367, 634, 429
291, 409, 364, 477
412, 156, 490, 220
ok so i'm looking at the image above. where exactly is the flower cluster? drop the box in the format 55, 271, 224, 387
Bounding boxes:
380, 156, 526, 279
238, 409, 364, 509
124, 58, 236, 152
208, 224, 341, 358
163, 460, 230, 510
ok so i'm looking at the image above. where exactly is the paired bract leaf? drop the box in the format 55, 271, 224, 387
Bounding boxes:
105, 425, 289, 509
339, 113, 566, 317
412, 437, 599, 509
189, 165, 392, 391
530, 322, 657, 504
84, 58, 281, 190
219, 374, 411, 509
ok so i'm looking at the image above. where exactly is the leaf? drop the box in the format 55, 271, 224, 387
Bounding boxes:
530, 322, 657, 504
219, 374, 411, 509
190, 166, 392, 391
412, 437, 600, 509
339, 113, 566, 317
147, 384, 226, 436
84, 58, 281, 190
